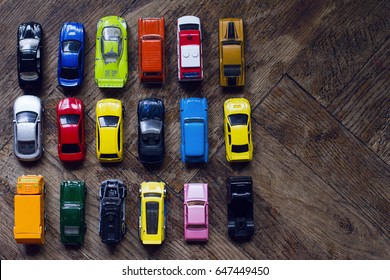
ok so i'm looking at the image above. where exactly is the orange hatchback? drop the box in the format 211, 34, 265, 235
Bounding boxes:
138, 17, 165, 83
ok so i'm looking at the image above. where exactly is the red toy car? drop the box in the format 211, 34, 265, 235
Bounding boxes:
177, 16, 203, 81
57, 98, 85, 162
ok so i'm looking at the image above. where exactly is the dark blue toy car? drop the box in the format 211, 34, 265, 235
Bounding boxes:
138, 98, 165, 164
58, 22, 85, 87
180, 98, 208, 163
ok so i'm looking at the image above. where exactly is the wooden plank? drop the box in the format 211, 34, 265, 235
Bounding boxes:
328, 39, 390, 165
252, 75, 390, 241
288, 0, 390, 106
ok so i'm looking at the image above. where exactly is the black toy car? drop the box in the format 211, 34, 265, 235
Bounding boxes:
137, 98, 165, 164
227, 176, 254, 240
17, 22, 42, 91
99, 179, 127, 243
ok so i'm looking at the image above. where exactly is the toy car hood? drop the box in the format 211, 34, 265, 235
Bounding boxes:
14, 95, 41, 115
178, 16, 200, 26
58, 98, 83, 114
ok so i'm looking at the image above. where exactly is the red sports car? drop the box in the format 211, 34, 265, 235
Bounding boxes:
57, 98, 85, 162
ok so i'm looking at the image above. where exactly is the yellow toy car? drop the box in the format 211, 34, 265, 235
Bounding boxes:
95, 16, 128, 88
14, 175, 45, 245
139, 181, 166, 245
219, 18, 245, 87
224, 98, 253, 162
96, 98, 123, 162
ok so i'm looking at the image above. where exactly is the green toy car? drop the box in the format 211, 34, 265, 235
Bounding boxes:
95, 16, 128, 88
60, 180, 87, 245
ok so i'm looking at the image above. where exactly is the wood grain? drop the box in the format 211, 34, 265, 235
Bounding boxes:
328, 39, 390, 165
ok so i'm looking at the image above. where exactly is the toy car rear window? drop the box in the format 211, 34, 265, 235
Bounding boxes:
61, 144, 81, 153
224, 65, 241, 77
64, 226, 80, 235
60, 67, 79, 80
179, 23, 199, 31
62, 40, 81, 53
60, 114, 80, 125
146, 202, 159, 234
140, 119, 162, 134
16, 112, 37, 123
99, 116, 119, 127
228, 114, 248, 126
232, 144, 249, 153
17, 140, 36, 155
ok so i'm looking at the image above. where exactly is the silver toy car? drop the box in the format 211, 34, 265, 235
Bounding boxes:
13, 95, 43, 161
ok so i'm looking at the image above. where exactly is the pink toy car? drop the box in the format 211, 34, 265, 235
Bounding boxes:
184, 183, 208, 241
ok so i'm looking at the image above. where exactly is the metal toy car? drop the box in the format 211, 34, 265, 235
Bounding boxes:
99, 179, 127, 243
177, 16, 203, 81
17, 22, 43, 91
224, 98, 253, 162
138, 17, 165, 83
60, 180, 86, 245
180, 98, 208, 163
95, 16, 128, 88
184, 183, 208, 241
14, 175, 45, 245
13, 95, 43, 161
57, 98, 85, 162
96, 98, 123, 162
58, 22, 85, 87
139, 181, 166, 245
138, 98, 165, 164
227, 176, 254, 240
219, 18, 245, 86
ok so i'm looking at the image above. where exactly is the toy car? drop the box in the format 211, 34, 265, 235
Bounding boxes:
224, 98, 253, 162
138, 17, 165, 83
177, 16, 203, 81
99, 179, 127, 243
57, 98, 85, 162
58, 22, 85, 87
14, 175, 45, 244
138, 98, 165, 164
95, 98, 123, 162
95, 16, 128, 88
227, 176, 254, 240
180, 98, 208, 163
139, 181, 166, 245
184, 183, 208, 241
17, 22, 43, 91
60, 180, 86, 245
13, 95, 43, 161
219, 18, 245, 87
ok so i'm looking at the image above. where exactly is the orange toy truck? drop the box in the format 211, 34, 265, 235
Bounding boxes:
138, 17, 165, 83
14, 175, 45, 245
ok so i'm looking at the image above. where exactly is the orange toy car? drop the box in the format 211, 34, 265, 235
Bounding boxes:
138, 17, 165, 83
14, 175, 45, 245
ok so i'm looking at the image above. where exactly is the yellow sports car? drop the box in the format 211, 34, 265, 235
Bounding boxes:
139, 181, 166, 245
95, 16, 128, 88
96, 99, 123, 162
219, 18, 245, 87
224, 98, 253, 162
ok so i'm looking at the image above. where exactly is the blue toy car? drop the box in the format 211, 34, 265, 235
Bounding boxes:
180, 98, 208, 163
58, 22, 85, 87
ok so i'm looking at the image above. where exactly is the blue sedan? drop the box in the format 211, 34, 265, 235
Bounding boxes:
58, 22, 85, 87
180, 98, 208, 163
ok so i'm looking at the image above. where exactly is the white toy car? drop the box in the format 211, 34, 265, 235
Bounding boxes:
13, 95, 43, 161
177, 16, 203, 81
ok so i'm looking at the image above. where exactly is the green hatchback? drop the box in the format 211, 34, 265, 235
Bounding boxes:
60, 180, 86, 245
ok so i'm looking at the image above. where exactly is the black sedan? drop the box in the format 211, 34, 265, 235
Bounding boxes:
138, 98, 165, 164
227, 176, 254, 240
17, 22, 43, 91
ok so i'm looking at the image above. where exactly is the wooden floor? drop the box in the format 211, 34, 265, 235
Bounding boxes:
0, 0, 389, 260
